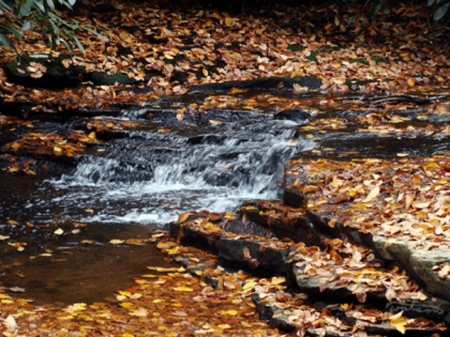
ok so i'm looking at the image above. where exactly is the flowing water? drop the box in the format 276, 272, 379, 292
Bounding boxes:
38, 119, 311, 225
3, 92, 448, 305
0, 103, 313, 305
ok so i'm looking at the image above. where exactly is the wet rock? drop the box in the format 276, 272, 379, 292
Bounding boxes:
238, 201, 323, 246
4, 55, 84, 88
188, 76, 322, 93
253, 291, 446, 337
274, 108, 310, 122
90, 72, 136, 85
373, 236, 450, 303
217, 233, 291, 274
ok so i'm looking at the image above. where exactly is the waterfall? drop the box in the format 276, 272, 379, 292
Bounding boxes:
48, 118, 313, 225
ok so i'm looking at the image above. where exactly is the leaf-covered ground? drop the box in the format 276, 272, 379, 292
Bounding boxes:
1, 0, 450, 336
0, 0, 449, 106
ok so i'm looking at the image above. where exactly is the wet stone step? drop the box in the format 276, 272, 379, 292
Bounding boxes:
252, 290, 447, 336
167, 209, 450, 323
283, 155, 450, 302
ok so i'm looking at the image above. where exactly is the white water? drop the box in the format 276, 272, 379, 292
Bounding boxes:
47, 120, 314, 226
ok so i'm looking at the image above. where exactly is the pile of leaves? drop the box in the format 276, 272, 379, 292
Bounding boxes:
0, 0, 449, 108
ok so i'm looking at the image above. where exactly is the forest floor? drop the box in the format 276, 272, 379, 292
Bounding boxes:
0, 0, 450, 336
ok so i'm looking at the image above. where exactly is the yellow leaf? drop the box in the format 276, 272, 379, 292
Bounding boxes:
241, 321, 252, 327
389, 311, 407, 334
407, 78, 415, 87
54, 228, 64, 235
340, 303, 350, 310
173, 286, 194, 292
147, 266, 185, 273
167, 247, 180, 255
120, 302, 133, 308
118, 291, 131, 297
224, 17, 233, 26
328, 218, 337, 228
110, 239, 125, 245
66, 303, 87, 312
7, 220, 19, 225
243, 281, 257, 290
271, 276, 286, 285
227, 309, 238, 316
123, 333, 134, 337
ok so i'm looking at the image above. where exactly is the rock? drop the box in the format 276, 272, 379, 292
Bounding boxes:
4, 55, 84, 88
90, 72, 135, 85
239, 201, 323, 246
188, 76, 322, 93
373, 236, 450, 303
217, 233, 292, 274
274, 108, 310, 122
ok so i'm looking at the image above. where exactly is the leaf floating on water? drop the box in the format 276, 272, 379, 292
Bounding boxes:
7, 220, 19, 225
110, 239, 125, 245
9, 286, 25, 293
66, 303, 87, 313
54, 228, 64, 235
0, 235, 10, 240
147, 266, 185, 273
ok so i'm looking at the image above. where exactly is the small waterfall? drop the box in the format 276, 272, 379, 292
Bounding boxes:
48, 119, 312, 225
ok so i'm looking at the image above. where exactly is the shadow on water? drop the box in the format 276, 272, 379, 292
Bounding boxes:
0, 242, 172, 306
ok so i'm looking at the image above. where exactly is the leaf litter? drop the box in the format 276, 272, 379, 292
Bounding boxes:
1, 0, 450, 336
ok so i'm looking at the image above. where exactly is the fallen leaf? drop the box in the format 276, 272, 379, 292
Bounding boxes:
389, 311, 407, 334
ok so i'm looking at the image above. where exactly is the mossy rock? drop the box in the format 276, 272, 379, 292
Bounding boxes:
4, 55, 85, 88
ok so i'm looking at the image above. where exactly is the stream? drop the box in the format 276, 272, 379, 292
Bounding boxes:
1, 91, 449, 305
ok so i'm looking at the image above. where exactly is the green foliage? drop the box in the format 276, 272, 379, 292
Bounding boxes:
0, 0, 102, 54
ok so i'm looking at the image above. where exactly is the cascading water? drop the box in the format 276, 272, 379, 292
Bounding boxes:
42, 117, 313, 226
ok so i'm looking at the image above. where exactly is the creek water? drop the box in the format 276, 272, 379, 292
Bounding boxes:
3, 92, 448, 306
39, 119, 310, 225
0, 105, 312, 305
